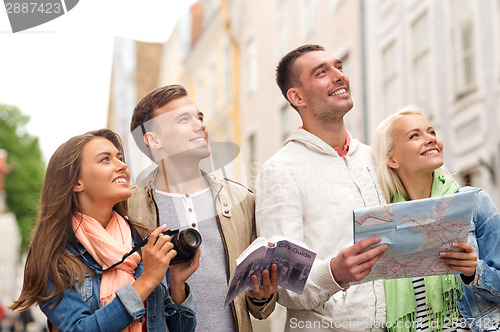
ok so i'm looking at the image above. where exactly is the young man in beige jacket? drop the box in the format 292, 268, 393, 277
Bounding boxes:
128, 84, 277, 332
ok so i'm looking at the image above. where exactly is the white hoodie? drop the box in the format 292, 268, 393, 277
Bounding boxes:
255, 129, 386, 332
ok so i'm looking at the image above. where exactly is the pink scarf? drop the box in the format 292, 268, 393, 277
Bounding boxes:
73, 211, 142, 332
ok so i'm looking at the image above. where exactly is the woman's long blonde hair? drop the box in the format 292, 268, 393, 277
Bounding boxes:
372, 106, 448, 202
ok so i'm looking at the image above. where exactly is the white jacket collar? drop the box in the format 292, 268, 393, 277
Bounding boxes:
284, 128, 359, 157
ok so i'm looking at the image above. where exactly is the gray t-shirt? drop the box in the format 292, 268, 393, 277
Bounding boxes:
155, 188, 236, 331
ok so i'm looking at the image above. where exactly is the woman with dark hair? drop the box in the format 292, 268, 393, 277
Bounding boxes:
10, 129, 199, 331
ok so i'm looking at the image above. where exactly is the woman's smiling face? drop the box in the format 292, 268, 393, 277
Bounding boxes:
388, 114, 444, 179
74, 137, 131, 209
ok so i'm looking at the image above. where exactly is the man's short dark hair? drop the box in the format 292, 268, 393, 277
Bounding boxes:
130, 84, 188, 159
276, 44, 325, 111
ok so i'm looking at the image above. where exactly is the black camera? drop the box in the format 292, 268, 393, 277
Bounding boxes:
162, 228, 202, 264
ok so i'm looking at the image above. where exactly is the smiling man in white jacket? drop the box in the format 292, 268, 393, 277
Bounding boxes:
255, 44, 388, 331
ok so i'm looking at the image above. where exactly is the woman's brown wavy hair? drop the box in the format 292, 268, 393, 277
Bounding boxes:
10, 129, 146, 311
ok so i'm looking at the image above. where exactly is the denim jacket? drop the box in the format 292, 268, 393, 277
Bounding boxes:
40, 240, 196, 332
457, 187, 500, 332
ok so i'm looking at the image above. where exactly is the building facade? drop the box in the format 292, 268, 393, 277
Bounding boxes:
365, 0, 500, 202
107, 37, 163, 181
159, 0, 500, 202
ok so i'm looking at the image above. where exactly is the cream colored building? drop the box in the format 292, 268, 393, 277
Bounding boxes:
365, 0, 500, 203
108, 37, 163, 181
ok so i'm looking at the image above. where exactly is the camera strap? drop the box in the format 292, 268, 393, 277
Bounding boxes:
101, 226, 146, 272
100, 211, 148, 272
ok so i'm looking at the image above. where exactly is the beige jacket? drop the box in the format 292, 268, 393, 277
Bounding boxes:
128, 168, 276, 332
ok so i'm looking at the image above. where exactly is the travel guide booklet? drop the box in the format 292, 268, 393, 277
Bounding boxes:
224, 237, 316, 306
353, 191, 475, 283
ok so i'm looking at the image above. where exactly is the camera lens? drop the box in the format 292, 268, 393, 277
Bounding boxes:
165, 228, 202, 264
177, 229, 202, 252
182, 230, 201, 247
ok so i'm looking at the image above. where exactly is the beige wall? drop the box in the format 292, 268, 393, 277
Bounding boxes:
365, 0, 500, 203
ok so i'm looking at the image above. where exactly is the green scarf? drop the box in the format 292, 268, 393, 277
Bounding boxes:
384, 172, 463, 332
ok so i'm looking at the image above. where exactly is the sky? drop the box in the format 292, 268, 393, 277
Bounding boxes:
0, 0, 196, 162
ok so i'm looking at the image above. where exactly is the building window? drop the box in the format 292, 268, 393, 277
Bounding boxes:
245, 38, 258, 95
276, 0, 289, 58
377, 0, 392, 6
462, 172, 473, 186
382, 41, 400, 116
498, 0, 500, 81
223, 39, 232, 105
280, 103, 294, 144
195, 74, 204, 114
300, 0, 317, 41
341, 52, 351, 81
247, 132, 257, 188
330, 0, 346, 12
339, 52, 353, 129
449, 0, 477, 98
411, 13, 433, 118
461, 22, 475, 85
208, 58, 216, 114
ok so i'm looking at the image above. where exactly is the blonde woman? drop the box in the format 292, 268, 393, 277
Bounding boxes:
372, 107, 500, 332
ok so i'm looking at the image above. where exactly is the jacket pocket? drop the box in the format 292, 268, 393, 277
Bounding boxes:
74, 273, 93, 303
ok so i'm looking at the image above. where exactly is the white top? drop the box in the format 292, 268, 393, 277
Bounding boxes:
155, 187, 235, 331
255, 129, 386, 332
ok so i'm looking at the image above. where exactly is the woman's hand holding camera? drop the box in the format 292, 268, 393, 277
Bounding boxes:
133, 225, 177, 301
